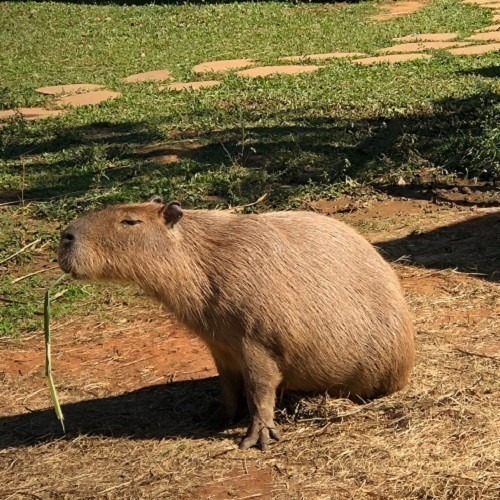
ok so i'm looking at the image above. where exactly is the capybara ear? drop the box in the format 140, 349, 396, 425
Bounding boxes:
162, 200, 183, 227
149, 195, 163, 204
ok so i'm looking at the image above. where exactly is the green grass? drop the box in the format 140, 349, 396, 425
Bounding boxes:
1, 0, 499, 337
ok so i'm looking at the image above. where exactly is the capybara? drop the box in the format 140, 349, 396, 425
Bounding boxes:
58, 198, 415, 450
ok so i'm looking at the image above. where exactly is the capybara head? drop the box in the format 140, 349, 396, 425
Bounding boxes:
58, 198, 183, 281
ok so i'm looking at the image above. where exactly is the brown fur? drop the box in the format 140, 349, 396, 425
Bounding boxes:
58, 200, 415, 450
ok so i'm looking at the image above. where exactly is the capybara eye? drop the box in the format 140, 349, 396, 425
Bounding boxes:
121, 219, 142, 226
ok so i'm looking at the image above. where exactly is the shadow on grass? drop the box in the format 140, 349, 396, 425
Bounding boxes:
459, 65, 500, 79
0, 377, 233, 449
377, 211, 500, 282
1, 92, 498, 207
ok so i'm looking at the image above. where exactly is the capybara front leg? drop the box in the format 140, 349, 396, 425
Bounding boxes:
239, 345, 282, 451
218, 365, 245, 423
210, 350, 245, 423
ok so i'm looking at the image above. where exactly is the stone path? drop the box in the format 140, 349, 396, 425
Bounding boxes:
1, 0, 499, 122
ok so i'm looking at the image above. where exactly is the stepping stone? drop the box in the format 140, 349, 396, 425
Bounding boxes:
137, 141, 202, 164
468, 30, 500, 40
192, 59, 255, 74
236, 65, 319, 78
380, 41, 472, 53
353, 53, 432, 65
35, 84, 105, 95
475, 24, 500, 31
394, 33, 458, 42
370, 1, 426, 21
54, 90, 121, 107
280, 52, 365, 62
448, 43, 500, 55
0, 108, 64, 121
161, 81, 221, 91
123, 70, 172, 83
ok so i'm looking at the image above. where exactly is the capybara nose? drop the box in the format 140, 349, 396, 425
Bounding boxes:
61, 230, 75, 245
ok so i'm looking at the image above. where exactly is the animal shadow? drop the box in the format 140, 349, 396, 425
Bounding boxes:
0, 377, 235, 450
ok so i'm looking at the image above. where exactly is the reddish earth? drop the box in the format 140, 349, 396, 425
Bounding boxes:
186, 465, 272, 500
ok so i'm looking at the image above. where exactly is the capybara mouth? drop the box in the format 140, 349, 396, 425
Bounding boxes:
57, 250, 82, 278
58, 259, 86, 280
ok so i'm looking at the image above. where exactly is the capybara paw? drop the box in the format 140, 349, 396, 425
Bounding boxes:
239, 425, 280, 451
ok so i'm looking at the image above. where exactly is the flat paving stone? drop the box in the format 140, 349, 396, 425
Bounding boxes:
123, 70, 172, 83
0, 108, 64, 121
394, 33, 458, 42
447, 43, 500, 55
236, 65, 319, 78
279, 52, 364, 62
35, 84, 105, 95
192, 59, 255, 74
380, 41, 472, 53
54, 90, 121, 107
468, 30, 500, 41
353, 53, 432, 65
161, 81, 221, 91
475, 24, 500, 32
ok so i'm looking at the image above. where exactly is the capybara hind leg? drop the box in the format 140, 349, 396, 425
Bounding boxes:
239, 345, 282, 451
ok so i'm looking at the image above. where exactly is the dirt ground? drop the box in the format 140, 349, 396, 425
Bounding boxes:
0, 186, 499, 499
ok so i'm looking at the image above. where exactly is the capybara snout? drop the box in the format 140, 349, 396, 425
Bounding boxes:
58, 200, 182, 281
59, 199, 415, 450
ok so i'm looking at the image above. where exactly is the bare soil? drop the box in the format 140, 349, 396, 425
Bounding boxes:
1, 187, 499, 499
